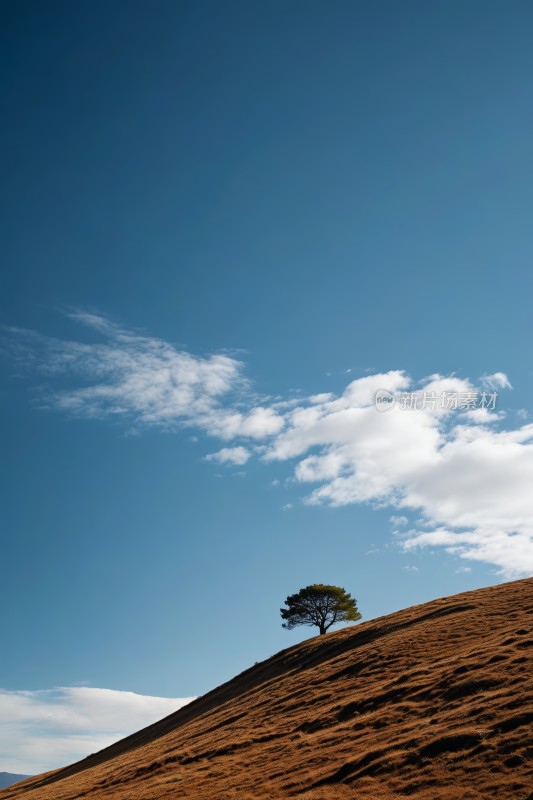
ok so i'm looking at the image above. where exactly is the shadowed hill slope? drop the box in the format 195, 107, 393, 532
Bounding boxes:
2, 578, 532, 800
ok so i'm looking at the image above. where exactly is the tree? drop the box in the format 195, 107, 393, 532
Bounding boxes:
280, 584, 361, 635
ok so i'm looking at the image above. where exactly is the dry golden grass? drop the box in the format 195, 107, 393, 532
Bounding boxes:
2, 578, 532, 800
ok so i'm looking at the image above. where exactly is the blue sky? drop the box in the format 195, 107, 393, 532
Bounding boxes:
2, 0, 533, 774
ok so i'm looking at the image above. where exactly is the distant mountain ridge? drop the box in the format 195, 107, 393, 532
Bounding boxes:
0, 775, 31, 790
1, 578, 532, 799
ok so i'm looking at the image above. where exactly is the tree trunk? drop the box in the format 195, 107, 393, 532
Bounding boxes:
319, 624, 326, 635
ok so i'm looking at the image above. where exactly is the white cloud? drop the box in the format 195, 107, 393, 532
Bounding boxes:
481, 372, 513, 390
240, 407, 284, 436
4, 315, 532, 578
0, 686, 194, 775
260, 371, 532, 577
205, 446, 250, 465
2, 312, 247, 433
190, 406, 285, 442
3, 314, 289, 446
390, 515, 408, 527
309, 392, 334, 404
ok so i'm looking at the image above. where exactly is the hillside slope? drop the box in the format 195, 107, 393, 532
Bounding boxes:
2, 578, 532, 800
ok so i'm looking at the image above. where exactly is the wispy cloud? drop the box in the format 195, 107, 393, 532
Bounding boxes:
205, 446, 250, 465
0, 686, 194, 775
3, 312, 531, 578
3, 312, 245, 430
481, 372, 513, 390
2, 312, 285, 440
390, 516, 408, 528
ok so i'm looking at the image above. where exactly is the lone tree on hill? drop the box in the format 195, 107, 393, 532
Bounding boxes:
280, 584, 361, 635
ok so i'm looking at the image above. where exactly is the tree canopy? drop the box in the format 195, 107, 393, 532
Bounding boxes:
280, 584, 361, 635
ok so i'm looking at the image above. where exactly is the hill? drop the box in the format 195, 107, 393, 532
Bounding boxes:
2, 578, 532, 800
